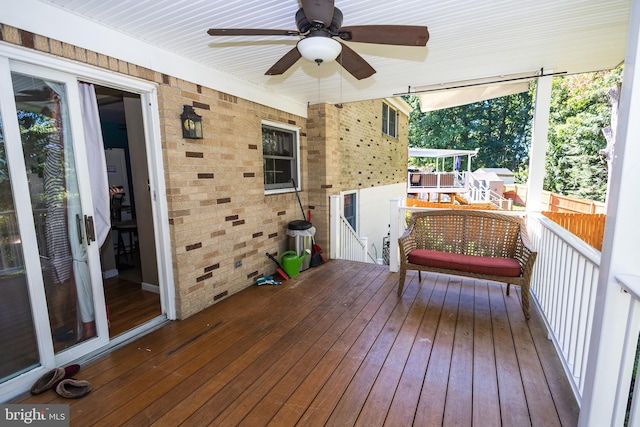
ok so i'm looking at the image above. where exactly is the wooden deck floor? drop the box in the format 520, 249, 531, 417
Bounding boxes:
15, 259, 579, 426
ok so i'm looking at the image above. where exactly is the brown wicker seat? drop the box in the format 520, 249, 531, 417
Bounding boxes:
398, 210, 537, 318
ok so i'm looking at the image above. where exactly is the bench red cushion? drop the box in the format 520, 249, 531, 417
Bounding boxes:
407, 249, 521, 277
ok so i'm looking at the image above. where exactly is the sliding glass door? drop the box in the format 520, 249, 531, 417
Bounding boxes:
0, 59, 108, 391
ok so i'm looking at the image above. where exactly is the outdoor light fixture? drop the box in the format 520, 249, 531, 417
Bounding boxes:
297, 36, 342, 64
180, 105, 203, 139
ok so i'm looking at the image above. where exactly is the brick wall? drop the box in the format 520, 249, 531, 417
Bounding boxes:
338, 99, 409, 190
159, 81, 309, 318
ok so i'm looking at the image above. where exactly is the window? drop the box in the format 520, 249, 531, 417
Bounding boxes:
382, 102, 397, 138
262, 121, 299, 192
343, 192, 357, 231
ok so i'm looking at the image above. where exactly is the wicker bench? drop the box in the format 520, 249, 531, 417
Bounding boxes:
398, 210, 537, 318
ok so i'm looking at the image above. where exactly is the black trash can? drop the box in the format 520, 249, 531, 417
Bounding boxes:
286, 220, 315, 271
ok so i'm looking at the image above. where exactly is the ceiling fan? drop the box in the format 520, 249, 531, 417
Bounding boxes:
207, 0, 429, 80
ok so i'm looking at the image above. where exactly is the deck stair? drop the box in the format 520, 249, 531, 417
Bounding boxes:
455, 194, 469, 205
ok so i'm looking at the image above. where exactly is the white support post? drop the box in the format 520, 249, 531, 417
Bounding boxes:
389, 197, 402, 272
579, 0, 640, 424
329, 195, 340, 260
527, 74, 553, 213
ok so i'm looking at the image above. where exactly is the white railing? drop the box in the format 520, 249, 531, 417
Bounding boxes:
465, 174, 512, 209
612, 275, 640, 426
338, 216, 367, 262
329, 195, 368, 263
407, 171, 467, 192
526, 212, 601, 404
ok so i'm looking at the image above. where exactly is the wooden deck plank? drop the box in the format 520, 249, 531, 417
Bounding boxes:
210, 264, 387, 426
150, 261, 367, 426
323, 269, 424, 426
79, 274, 343, 426
82, 260, 359, 425
413, 277, 461, 426
472, 280, 502, 426
294, 274, 410, 426
240, 265, 399, 426
442, 278, 475, 426
266, 270, 402, 426
504, 286, 562, 427
11, 260, 579, 427
527, 300, 580, 427
383, 274, 448, 426
353, 272, 437, 426
489, 280, 532, 426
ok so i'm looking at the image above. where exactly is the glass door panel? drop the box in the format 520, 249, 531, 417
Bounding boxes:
11, 72, 98, 354
0, 110, 40, 383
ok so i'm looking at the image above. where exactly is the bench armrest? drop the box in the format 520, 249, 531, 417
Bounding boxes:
398, 227, 418, 262
515, 229, 537, 279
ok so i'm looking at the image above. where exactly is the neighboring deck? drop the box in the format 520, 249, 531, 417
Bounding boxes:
14, 260, 578, 426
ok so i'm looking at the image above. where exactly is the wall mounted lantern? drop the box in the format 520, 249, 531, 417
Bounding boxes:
180, 105, 203, 139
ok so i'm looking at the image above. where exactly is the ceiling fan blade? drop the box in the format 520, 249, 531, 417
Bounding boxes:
208, 28, 300, 37
337, 42, 376, 80
301, 0, 335, 27
339, 25, 429, 46
265, 47, 302, 76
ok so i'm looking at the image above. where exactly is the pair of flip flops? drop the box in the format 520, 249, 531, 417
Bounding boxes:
30, 364, 92, 399
256, 276, 282, 286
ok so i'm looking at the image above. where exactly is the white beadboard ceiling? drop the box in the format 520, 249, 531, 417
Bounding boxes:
29, 0, 631, 108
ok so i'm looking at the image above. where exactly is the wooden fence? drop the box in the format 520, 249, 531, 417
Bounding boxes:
504, 184, 606, 214
541, 212, 606, 251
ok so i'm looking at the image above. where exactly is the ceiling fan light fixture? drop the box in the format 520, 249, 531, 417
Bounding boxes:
297, 36, 342, 64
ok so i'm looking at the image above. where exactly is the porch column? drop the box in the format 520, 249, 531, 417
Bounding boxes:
526, 74, 552, 213
329, 194, 340, 260
580, 0, 640, 424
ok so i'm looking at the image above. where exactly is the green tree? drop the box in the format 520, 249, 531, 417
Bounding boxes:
544, 68, 622, 202
405, 90, 534, 179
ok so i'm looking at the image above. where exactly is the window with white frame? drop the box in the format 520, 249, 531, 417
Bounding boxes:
382, 102, 398, 138
343, 192, 357, 231
262, 121, 299, 191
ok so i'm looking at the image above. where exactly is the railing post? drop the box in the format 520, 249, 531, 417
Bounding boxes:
361, 236, 368, 262
329, 195, 340, 260
389, 197, 402, 272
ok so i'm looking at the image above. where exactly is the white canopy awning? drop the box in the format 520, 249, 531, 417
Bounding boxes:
415, 73, 536, 112
408, 148, 479, 158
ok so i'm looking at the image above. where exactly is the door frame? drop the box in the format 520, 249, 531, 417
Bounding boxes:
0, 43, 175, 401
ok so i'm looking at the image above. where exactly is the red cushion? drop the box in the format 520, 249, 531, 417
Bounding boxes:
407, 249, 521, 277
